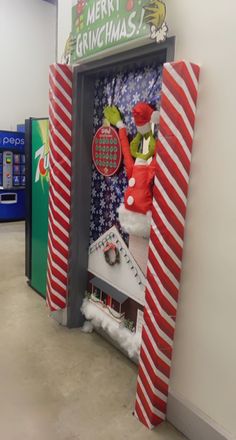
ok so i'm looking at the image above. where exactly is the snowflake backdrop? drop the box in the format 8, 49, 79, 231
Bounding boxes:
90, 63, 163, 244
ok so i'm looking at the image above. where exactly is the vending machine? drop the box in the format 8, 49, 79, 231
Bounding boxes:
25, 118, 50, 299
0, 130, 26, 221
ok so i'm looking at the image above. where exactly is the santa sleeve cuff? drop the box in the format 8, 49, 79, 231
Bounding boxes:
116, 121, 126, 129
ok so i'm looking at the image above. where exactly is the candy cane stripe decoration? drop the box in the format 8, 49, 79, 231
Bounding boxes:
135, 60, 200, 428
46, 64, 73, 312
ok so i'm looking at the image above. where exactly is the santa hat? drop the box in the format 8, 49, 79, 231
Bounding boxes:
132, 102, 160, 135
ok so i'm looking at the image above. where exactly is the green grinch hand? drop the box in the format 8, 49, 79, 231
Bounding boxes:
104, 106, 122, 127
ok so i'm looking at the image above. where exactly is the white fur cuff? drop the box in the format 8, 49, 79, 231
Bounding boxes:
116, 121, 126, 129
118, 204, 152, 239
137, 122, 151, 135
151, 110, 160, 125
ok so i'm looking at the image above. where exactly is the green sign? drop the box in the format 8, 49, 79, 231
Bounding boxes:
31, 119, 50, 298
69, 1, 168, 64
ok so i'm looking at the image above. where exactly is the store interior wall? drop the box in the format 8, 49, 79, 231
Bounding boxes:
57, 1, 236, 437
0, 0, 56, 131
167, 1, 236, 437
57, 0, 72, 63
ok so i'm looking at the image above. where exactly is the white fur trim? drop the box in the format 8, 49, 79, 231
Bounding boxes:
81, 320, 94, 333
116, 121, 126, 129
135, 158, 148, 166
118, 204, 152, 238
137, 122, 151, 135
151, 110, 160, 125
81, 299, 141, 360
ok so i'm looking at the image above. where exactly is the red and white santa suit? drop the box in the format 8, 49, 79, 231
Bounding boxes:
117, 104, 159, 238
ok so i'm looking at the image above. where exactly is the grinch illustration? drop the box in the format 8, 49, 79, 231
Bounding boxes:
144, 0, 168, 43
62, 32, 76, 65
104, 103, 160, 239
62, 0, 86, 64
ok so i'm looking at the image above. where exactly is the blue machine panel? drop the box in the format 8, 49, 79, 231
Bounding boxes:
0, 189, 25, 221
0, 131, 25, 152
17, 124, 25, 133
0, 131, 25, 221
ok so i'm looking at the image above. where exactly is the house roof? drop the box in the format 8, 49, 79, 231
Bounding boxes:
91, 277, 128, 304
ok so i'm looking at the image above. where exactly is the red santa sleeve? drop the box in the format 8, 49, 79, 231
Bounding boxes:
118, 127, 134, 180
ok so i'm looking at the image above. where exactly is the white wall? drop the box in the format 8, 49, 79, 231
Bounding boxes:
0, 0, 56, 130
57, 1, 236, 436
166, 1, 236, 437
57, 0, 72, 63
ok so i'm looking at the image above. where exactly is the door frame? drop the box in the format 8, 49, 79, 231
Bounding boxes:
67, 37, 175, 328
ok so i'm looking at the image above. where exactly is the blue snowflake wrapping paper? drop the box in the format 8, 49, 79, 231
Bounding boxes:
90, 63, 163, 244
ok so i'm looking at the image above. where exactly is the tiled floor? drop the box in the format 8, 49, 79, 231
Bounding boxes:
0, 221, 186, 440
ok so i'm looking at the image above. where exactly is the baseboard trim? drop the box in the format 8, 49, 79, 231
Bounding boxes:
167, 391, 235, 440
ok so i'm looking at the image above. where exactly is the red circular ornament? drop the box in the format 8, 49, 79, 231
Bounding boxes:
77, 0, 86, 15
92, 126, 122, 177
126, 0, 134, 12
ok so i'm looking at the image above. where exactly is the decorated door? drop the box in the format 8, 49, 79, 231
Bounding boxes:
46, 55, 200, 429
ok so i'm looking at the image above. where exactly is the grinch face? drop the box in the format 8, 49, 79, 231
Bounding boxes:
130, 131, 156, 162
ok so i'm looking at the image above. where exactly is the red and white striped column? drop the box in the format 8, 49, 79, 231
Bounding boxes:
46, 64, 73, 312
135, 61, 200, 428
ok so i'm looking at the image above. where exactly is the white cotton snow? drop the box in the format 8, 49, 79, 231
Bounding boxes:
81, 320, 94, 333
81, 299, 141, 360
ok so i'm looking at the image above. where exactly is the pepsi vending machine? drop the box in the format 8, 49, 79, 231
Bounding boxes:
0, 131, 26, 221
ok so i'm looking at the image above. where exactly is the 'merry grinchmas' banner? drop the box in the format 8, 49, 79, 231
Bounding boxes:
70, 1, 168, 64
